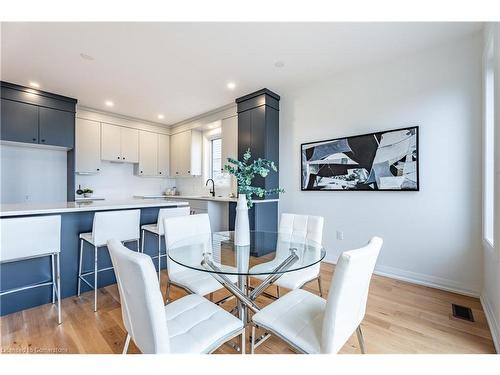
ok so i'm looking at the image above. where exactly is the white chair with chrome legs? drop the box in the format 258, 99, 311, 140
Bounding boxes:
140, 206, 190, 286
78, 209, 141, 312
163, 213, 237, 303
107, 239, 245, 354
0, 215, 62, 324
251, 237, 383, 354
250, 213, 324, 297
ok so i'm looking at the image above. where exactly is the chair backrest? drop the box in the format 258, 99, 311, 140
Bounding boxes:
156, 206, 190, 236
320, 237, 383, 354
92, 209, 140, 246
107, 239, 170, 354
163, 213, 211, 276
277, 213, 324, 261
0, 215, 61, 263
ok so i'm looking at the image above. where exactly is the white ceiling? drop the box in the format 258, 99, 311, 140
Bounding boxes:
1, 22, 482, 126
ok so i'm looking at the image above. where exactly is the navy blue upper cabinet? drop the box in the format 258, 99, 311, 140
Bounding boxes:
1, 98, 39, 144
39, 107, 75, 148
0, 81, 77, 149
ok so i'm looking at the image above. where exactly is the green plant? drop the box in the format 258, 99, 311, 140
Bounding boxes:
224, 149, 284, 208
82, 188, 93, 194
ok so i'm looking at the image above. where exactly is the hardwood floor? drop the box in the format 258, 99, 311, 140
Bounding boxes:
0, 262, 495, 354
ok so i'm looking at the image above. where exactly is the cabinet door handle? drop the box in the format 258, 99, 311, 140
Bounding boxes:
41, 139, 45, 143
187, 170, 190, 173
140, 171, 143, 174
32, 138, 37, 142
159, 172, 162, 174
97, 168, 100, 171
117, 156, 120, 159
176, 172, 179, 174
122, 157, 125, 160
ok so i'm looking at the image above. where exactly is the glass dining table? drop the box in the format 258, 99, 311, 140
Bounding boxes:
168, 230, 326, 326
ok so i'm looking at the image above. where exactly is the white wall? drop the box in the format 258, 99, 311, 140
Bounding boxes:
481, 23, 500, 353
279, 32, 483, 296
0, 144, 67, 203
75, 161, 175, 200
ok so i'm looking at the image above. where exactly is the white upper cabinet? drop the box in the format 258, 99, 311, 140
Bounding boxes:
170, 130, 202, 177
158, 133, 170, 177
221, 115, 238, 171
75, 118, 101, 174
120, 127, 139, 163
137, 130, 158, 176
101, 123, 139, 163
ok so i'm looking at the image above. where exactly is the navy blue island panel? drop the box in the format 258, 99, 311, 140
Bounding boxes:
0, 204, 183, 316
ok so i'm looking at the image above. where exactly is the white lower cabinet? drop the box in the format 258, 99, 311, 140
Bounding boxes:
75, 118, 101, 174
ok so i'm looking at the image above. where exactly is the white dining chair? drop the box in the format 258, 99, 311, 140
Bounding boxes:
250, 237, 383, 354
107, 239, 245, 354
78, 209, 141, 312
250, 213, 324, 297
0, 215, 62, 324
162, 213, 238, 303
141, 206, 190, 286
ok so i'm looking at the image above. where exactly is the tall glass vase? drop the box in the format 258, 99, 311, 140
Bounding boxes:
234, 194, 250, 246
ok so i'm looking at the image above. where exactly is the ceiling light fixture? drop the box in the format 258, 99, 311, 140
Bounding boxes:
105, 100, 114, 107
226, 82, 236, 90
29, 81, 40, 88
157, 114, 165, 120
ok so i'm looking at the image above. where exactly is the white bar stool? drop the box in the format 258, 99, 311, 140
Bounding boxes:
140, 206, 190, 286
77, 209, 141, 312
0, 215, 62, 324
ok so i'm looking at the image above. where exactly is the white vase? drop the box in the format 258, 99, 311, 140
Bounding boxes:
234, 194, 250, 246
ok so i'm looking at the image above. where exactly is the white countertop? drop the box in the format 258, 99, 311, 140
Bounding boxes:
0, 199, 189, 217
149, 195, 279, 204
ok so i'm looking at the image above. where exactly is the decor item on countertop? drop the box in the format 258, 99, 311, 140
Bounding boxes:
82, 188, 93, 198
224, 149, 284, 246
301, 126, 419, 191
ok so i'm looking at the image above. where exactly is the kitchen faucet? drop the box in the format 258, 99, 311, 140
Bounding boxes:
205, 178, 215, 197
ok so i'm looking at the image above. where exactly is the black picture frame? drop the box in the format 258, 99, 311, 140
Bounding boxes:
300, 126, 419, 191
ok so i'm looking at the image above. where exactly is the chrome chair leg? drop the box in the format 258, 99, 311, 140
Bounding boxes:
165, 280, 171, 303
356, 325, 366, 354
56, 253, 62, 324
77, 239, 83, 296
122, 334, 131, 354
51, 254, 56, 304
251, 326, 256, 354
157, 234, 161, 284
141, 229, 145, 253
241, 328, 246, 355
94, 246, 98, 312
136, 239, 140, 252
276, 285, 280, 298
317, 276, 324, 297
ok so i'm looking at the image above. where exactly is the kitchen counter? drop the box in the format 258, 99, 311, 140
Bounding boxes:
0, 198, 189, 217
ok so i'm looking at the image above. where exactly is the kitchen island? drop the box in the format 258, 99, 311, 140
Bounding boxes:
0, 199, 188, 316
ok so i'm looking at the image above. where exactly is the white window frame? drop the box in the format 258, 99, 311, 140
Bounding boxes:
210, 137, 222, 180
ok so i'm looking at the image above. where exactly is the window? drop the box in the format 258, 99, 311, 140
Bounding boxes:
211, 138, 222, 180
484, 40, 495, 246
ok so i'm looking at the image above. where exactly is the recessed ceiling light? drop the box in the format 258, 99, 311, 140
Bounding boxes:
274, 61, 285, 68
105, 100, 114, 107
80, 53, 94, 61
157, 114, 165, 120
226, 82, 236, 90
29, 81, 40, 88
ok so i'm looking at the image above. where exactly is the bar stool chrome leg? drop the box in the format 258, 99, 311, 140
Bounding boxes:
56, 252, 62, 324
77, 239, 83, 296
157, 234, 161, 283
94, 246, 98, 312
141, 229, 145, 253
51, 254, 56, 304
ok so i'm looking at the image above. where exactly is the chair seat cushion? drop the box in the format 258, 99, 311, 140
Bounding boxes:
166, 294, 243, 353
252, 289, 325, 354
142, 224, 160, 235
170, 268, 238, 296
250, 262, 320, 290
79, 232, 94, 245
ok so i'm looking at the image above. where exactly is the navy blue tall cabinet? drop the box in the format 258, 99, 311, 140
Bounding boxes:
229, 88, 280, 251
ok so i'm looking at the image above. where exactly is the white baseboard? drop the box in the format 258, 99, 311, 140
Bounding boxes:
322, 259, 480, 297
480, 295, 500, 353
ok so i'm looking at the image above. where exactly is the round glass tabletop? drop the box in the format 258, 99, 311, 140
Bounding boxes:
168, 231, 326, 276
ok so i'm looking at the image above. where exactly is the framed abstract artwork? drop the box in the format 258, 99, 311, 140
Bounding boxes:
301, 126, 419, 191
